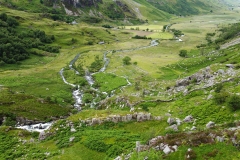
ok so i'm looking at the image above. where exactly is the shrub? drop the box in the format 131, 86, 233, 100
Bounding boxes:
214, 83, 223, 93
179, 50, 188, 57
214, 92, 229, 104
122, 56, 131, 65
228, 95, 240, 111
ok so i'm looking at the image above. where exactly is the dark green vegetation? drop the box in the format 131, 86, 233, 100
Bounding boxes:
0, 13, 58, 64
0, 0, 240, 159
179, 49, 188, 58
122, 56, 132, 65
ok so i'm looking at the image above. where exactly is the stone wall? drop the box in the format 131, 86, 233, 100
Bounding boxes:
79, 112, 162, 126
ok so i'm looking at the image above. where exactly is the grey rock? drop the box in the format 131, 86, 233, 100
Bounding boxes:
167, 117, 176, 125
191, 126, 197, 131
126, 114, 132, 121
166, 124, 178, 131
114, 156, 122, 160
70, 127, 76, 132
163, 145, 171, 154
226, 64, 234, 68
172, 145, 178, 151
176, 78, 190, 87
69, 136, 75, 142
183, 115, 194, 123
39, 131, 47, 141
206, 121, 215, 129
216, 136, 224, 142
218, 69, 225, 75
91, 118, 101, 125
176, 118, 182, 126
207, 94, 213, 100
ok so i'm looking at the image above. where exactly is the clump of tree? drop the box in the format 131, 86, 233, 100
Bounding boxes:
179, 50, 188, 58
102, 24, 113, 28
88, 55, 103, 72
215, 23, 240, 44
170, 28, 183, 37
0, 13, 59, 64
122, 56, 131, 65
132, 35, 151, 39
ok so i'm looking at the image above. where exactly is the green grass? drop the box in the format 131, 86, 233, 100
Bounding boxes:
0, 2, 240, 160
93, 72, 128, 92
167, 143, 240, 160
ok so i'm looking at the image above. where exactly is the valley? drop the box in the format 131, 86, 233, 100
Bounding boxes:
0, 0, 240, 159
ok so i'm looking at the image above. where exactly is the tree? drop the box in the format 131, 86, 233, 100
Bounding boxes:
122, 56, 131, 65
179, 50, 188, 57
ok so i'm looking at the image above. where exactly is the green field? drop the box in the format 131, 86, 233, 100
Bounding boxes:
1, 1, 240, 160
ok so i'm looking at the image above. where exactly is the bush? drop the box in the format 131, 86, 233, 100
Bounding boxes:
214, 83, 223, 93
122, 56, 131, 65
228, 95, 240, 111
179, 50, 188, 57
214, 92, 229, 104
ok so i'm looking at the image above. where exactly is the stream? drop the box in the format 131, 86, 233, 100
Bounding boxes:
15, 39, 159, 132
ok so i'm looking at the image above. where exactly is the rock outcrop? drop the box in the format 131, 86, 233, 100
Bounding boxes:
63, 0, 103, 8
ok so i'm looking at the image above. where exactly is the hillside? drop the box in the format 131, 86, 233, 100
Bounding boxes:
1, 0, 240, 159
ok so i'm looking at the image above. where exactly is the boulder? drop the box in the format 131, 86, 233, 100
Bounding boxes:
39, 131, 47, 141
218, 69, 225, 75
166, 124, 178, 131
183, 115, 194, 123
91, 118, 101, 125
226, 64, 234, 68
176, 118, 182, 126
207, 94, 213, 100
69, 137, 75, 142
70, 127, 76, 132
216, 136, 224, 142
126, 114, 132, 121
176, 78, 190, 87
191, 126, 197, 131
163, 146, 171, 154
206, 121, 215, 129
167, 117, 176, 125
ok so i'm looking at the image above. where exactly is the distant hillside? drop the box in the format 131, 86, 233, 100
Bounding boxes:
0, 0, 230, 23
134, 0, 214, 16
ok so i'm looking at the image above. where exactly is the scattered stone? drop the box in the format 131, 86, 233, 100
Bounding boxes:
183, 115, 194, 123
39, 131, 47, 141
167, 117, 176, 125
114, 156, 122, 160
176, 118, 182, 126
172, 145, 178, 151
191, 126, 197, 131
154, 116, 162, 121
206, 121, 215, 129
70, 127, 76, 132
216, 136, 224, 142
218, 69, 225, 75
44, 152, 50, 156
226, 64, 234, 68
207, 94, 213, 100
69, 137, 75, 142
163, 145, 171, 154
166, 124, 178, 131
